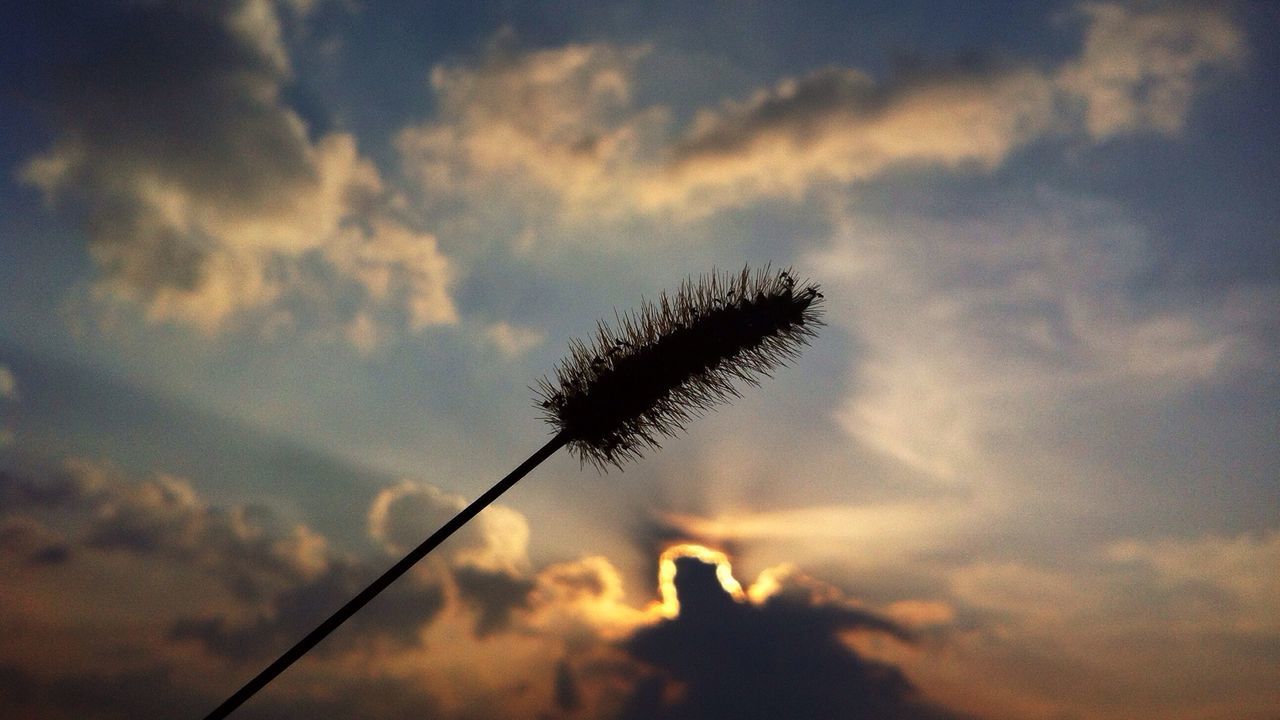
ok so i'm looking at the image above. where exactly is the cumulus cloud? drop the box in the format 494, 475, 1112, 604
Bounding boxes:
1, 458, 329, 598
407, 544, 968, 719
398, 40, 1059, 222
19, 1, 1246, 340
1057, 2, 1245, 138
367, 479, 530, 573
398, 4, 1244, 228
170, 557, 446, 661
397, 34, 666, 227
618, 556, 960, 720
0, 459, 456, 714
646, 2, 1244, 215
451, 564, 535, 637
523, 555, 653, 641
31, 453, 1268, 720
17, 0, 1239, 343
21, 0, 456, 342
1, 458, 542, 663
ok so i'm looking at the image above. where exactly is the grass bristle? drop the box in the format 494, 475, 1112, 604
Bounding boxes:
534, 265, 824, 469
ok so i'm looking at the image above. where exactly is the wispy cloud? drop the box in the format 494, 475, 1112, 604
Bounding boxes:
645, 65, 1055, 217
812, 188, 1266, 482
1057, 2, 1245, 138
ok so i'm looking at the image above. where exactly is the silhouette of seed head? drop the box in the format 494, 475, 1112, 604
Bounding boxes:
535, 265, 824, 469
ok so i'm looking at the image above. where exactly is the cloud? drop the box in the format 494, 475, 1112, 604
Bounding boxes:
398, 40, 1058, 223
1106, 530, 1280, 634
661, 504, 974, 569
1057, 2, 1245, 138
16, 2, 1247, 343
1, 459, 329, 598
367, 479, 530, 574
0, 365, 15, 399
0, 662, 212, 720
813, 188, 1262, 481
643, 65, 1056, 217
21, 0, 456, 341
170, 557, 446, 661
485, 321, 547, 357
451, 565, 535, 637
398, 6, 1246, 230
917, 530, 1280, 720
32, 455, 1256, 720
645, 1, 1245, 215
553, 658, 583, 713
522, 555, 653, 641
0, 365, 15, 447
433, 546, 970, 719
0, 660, 444, 720
0, 459, 561, 719
617, 556, 962, 720
396, 33, 667, 228
0, 516, 70, 566
0, 458, 455, 716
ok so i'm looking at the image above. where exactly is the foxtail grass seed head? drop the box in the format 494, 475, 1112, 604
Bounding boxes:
535, 266, 824, 469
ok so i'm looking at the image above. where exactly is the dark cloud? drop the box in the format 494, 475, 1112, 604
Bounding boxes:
1, 460, 324, 601
1, 456, 973, 719
170, 560, 445, 662
0, 660, 442, 720
453, 565, 535, 637
553, 659, 582, 713
235, 674, 443, 720
630, 513, 740, 592
0, 661, 212, 720
17, 0, 456, 336
619, 557, 966, 720
23, 0, 317, 291
630, 514, 691, 587
0, 460, 447, 662
27, 0, 317, 205
0, 516, 71, 566
368, 479, 529, 572
0, 464, 96, 508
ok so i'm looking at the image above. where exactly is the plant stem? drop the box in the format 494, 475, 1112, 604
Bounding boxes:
201, 430, 570, 720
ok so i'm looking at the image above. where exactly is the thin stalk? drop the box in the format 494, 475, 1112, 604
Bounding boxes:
201, 430, 570, 720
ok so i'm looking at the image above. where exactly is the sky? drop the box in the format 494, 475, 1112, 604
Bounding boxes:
0, 1, 1277, 718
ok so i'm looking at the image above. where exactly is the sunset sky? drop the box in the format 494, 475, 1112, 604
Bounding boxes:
1, 1, 1278, 718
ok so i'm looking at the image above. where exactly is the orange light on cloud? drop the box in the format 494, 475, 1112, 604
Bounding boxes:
652, 543, 746, 618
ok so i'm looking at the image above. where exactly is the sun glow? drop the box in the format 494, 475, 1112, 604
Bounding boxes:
653, 543, 746, 618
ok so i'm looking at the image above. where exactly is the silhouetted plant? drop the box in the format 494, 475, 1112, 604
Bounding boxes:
201, 265, 823, 720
